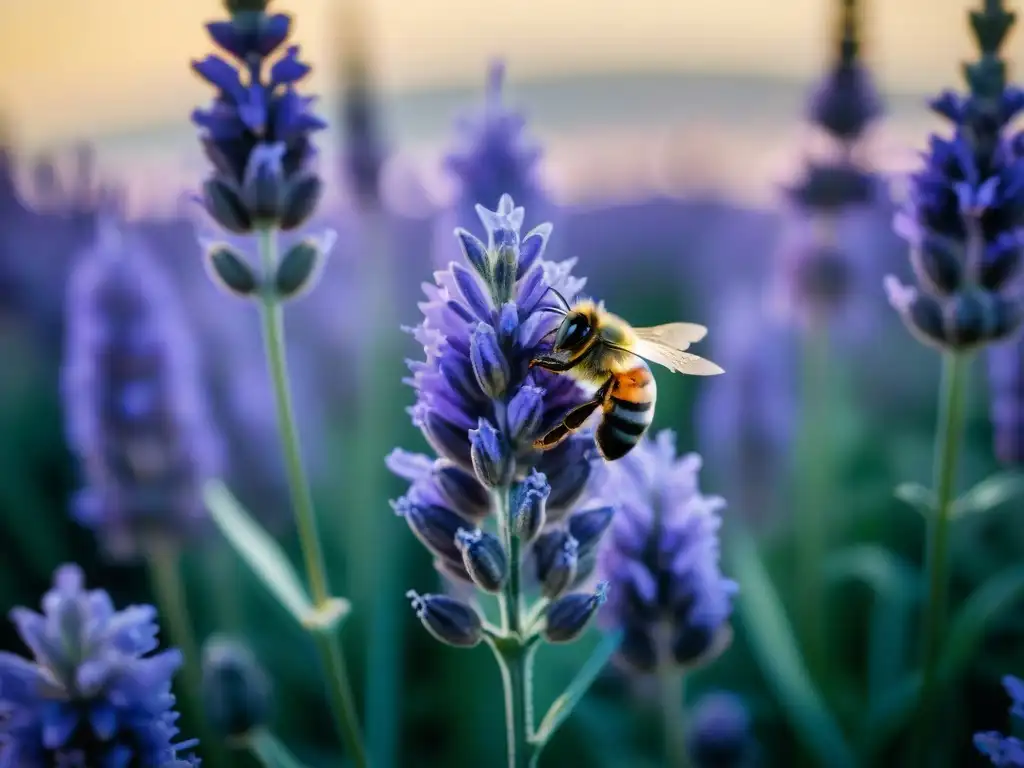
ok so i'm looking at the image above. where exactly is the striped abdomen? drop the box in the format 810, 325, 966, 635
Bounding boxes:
597, 363, 657, 460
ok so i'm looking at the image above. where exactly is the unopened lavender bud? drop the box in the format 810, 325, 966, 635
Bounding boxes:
885, 278, 947, 350
275, 238, 328, 299
512, 470, 549, 543
507, 385, 544, 444
535, 530, 579, 600
453, 264, 494, 322
470, 324, 510, 398
242, 142, 286, 224
544, 583, 608, 644
686, 692, 753, 768
393, 496, 472, 564
517, 223, 551, 278
498, 301, 520, 342
201, 636, 271, 739
434, 460, 491, 520
455, 228, 490, 279
980, 232, 1023, 291
567, 506, 615, 558
469, 418, 513, 487
203, 177, 251, 234
910, 233, 964, 295
542, 436, 593, 519
205, 243, 259, 297
407, 591, 483, 647
455, 528, 507, 593
279, 172, 323, 231
492, 242, 518, 303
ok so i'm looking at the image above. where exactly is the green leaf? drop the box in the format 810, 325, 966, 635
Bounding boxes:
951, 470, 1024, 518
894, 482, 935, 517
532, 629, 623, 748
824, 545, 920, 602
938, 563, 1024, 678
727, 530, 858, 768
203, 480, 315, 625
861, 564, 1024, 758
246, 728, 311, 768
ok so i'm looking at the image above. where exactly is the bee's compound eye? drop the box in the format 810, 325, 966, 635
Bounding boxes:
556, 314, 591, 350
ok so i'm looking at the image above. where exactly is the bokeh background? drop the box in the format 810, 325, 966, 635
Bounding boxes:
2, 0, 1023, 766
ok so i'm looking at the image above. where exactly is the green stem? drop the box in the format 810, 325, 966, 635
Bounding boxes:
147, 545, 226, 768
658, 669, 691, 768
493, 487, 533, 768
912, 351, 969, 765
246, 728, 310, 768
796, 324, 830, 680
255, 228, 369, 768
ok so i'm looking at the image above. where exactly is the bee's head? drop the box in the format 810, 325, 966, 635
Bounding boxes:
554, 308, 595, 353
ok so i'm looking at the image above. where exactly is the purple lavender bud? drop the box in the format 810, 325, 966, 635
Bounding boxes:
407, 591, 483, 648
597, 433, 736, 674
507, 385, 545, 444
497, 301, 519, 342
392, 496, 473, 565
511, 470, 549, 543
785, 164, 877, 212
909, 231, 965, 295
974, 675, 1024, 766
201, 636, 271, 739
62, 222, 222, 560
455, 229, 491, 279
470, 323, 510, 398
455, 528, 508, 593
534, 530, 579, 600
541, 435, 594, 519
543, 583, 608, 644
241, 142, 286, 224
0, 564, 199, 765
202, 177, 251, 233
204, 242, 259, 297
433, 460, 492, 520
567, 506, 615, 558
686, 692, 753, 768
469, 418, 513, 488
191, 8, 326, 235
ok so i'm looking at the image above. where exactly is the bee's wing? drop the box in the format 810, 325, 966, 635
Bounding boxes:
631, 323, 724, 376
633, 323, 709, 350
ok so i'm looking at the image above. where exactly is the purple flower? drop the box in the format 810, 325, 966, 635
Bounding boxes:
191, 7, 326, 234
975, 675, 1024, 766
686, 692, 753, 768
596, 432, 736, 673
391, 194, 610, 623
0, 564, 199, 767
886, 1, 1024, 351
62, 221, 221, 561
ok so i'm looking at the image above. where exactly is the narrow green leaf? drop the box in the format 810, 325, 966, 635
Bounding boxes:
203, 480, 314, 624
533, 629, 623, 747
951, 470, 1024, 518
727, 530, 858, 768
939, 563, 1024, 678
894, 482, 935, 517
862, 674, 919, 757
824, 545, 920, 603
246, 729, 311, 768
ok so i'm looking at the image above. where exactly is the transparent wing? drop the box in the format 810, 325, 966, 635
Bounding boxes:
633, 338, 725, 376
633, 322, 708, 350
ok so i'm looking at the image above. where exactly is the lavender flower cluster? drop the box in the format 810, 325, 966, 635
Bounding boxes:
0, 565, 199, 767
391, 194, 609, 646
975, 676, 1024, 766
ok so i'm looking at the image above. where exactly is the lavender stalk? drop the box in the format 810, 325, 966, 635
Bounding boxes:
189, 3, 368, 764
883, 0, 1024, 759
393, 195, 618, 768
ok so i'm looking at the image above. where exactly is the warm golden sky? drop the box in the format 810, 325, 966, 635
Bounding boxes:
0, 0, 1003, 148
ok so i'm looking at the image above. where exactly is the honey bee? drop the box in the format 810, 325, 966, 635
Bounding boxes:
529, 291, 724, 461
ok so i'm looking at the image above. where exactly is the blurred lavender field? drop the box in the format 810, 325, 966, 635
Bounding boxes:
3, 0, 1024, 766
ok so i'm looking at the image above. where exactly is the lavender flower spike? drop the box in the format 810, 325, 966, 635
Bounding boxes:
391, 195, 618, 766
0, 564, 200, 767
597, 431, 736, 673
191, 4, 326, 234
62, 219, 221, 561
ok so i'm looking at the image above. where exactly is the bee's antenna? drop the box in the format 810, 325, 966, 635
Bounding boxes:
529, 285, 570, 316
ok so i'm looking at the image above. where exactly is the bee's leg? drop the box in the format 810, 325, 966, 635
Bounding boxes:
532, 378, 613, 451
529, 353, 576, 372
